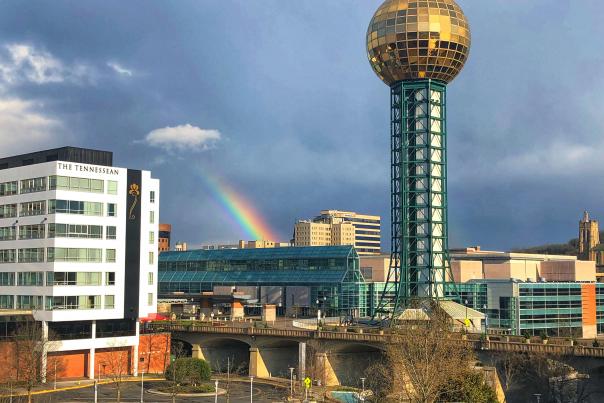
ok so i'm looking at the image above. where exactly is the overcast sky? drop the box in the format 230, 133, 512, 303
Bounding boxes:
0, 0, 602, 250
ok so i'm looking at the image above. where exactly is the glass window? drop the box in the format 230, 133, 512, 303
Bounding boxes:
19, 248, 45, 263
48, 224, 102, 239
0, 272, 14, 286
148, 251, 154, 265
105, 272, 115, 285
0, 181, 18, 196
148, 272, 153, 285
17, 272, 44, 286
48, 200, 102, 216
20, 200, 46, 217
18, 224, 45, 240
149, 231, 154, 244
106, 226, 117, 240
147, 293, 153, 306
20, 177, 47, 194
0, 249, 16, 263
45, 295, 100, 310
150, 191, 155, 203
0, 204, 17, 219
47, 248, 102, 263
16, 295, 43, 309
0, 226, 17, 241
150, 211, 155, 224
49, 176, 104, 193
107, 203, 117, 217
105, 295, 115, 309
107, 181, 118, 195
0, 295, 14, 309
106, 249, 116, 263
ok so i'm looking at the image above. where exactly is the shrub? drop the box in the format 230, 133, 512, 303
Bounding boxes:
165, 358, 211, 386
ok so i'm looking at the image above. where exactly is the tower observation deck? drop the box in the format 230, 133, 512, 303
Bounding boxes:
366, 0, 471, 317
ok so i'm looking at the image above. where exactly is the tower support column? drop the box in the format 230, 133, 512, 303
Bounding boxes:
377, 79, 451, 315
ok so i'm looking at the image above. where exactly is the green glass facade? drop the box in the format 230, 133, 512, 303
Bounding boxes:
158, 246, 368, 316
447, 281, 604, 337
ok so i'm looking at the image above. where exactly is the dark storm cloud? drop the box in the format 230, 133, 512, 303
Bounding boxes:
0, 0, 602, 250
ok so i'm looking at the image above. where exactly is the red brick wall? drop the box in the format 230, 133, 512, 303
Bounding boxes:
47, 350, 88, 379
96, 347, 132, 377
138, 333, 171, 374
0, 341, 17, 381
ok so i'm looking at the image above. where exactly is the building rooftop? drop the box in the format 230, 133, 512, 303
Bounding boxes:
159, 245, 356, 262
0, 146, 113, 170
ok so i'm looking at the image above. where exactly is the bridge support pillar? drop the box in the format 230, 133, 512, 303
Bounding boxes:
192, 344, 205, 361
315, 353, 339, 386
249, 347, 269, 378
298, 342, 306, 381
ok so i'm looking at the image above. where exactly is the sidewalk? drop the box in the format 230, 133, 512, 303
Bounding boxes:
0, 375, 165, 398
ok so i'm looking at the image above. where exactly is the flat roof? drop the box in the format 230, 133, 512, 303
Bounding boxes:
159, 245, 356, 262
451, 251, 577, 262
0, 146, 113, 170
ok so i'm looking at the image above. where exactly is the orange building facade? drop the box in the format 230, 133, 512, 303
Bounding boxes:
0, 332, 170, 382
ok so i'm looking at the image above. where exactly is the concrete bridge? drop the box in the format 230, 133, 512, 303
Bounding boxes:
146, 322, 604, 387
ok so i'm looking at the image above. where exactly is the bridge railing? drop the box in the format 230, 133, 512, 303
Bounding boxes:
146, 322, 604, 358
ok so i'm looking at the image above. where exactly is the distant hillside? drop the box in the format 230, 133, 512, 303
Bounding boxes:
509, 232, 602, 256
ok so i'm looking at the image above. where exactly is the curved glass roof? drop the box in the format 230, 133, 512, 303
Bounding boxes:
159, 245, 356, 262
158, 270, 348, 285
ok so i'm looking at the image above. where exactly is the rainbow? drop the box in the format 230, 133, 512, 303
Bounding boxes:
201, 174, 278, 241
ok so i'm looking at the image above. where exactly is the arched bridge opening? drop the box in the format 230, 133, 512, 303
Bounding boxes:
316, 343, 385, 387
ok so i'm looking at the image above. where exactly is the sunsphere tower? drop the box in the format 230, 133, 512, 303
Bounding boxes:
366, 0, 471, 316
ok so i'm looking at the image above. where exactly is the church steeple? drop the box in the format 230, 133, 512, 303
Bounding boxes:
579, 211, 599, 261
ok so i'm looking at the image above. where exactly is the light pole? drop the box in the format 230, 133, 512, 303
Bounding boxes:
360, 377, 366, 402
289, 367, 295, 397
316, 299, 321, 329
250, 375, 254, 403
215, 380, 219, 403
140, 370, 144, 403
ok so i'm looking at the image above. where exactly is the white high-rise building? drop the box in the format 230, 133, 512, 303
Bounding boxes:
0, 147, 159, 379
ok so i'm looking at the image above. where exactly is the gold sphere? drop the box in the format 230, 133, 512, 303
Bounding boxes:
367, 0, 471, 86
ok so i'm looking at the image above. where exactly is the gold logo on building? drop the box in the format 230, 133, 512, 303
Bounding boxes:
128, 183, 140, 220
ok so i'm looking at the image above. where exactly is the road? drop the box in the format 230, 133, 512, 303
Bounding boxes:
12, 380, 288, 403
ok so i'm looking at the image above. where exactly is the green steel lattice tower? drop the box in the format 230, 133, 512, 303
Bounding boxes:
366, 0, 471, 317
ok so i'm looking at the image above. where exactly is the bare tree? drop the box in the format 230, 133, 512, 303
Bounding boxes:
98, 342, 132, 403
12, 320, 62, 403
383, 301, 474, 403
497, 351, 524, 397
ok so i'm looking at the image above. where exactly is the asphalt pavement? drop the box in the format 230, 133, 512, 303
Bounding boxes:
8, 380, 289, 403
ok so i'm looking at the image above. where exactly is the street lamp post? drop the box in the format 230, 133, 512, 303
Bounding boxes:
214, 380, 219, 403
250, 375, 254, 403
140, 370, 144, 403
141, 370, 145, 403
289, 367, 295, 397
360, 377, 366, 402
